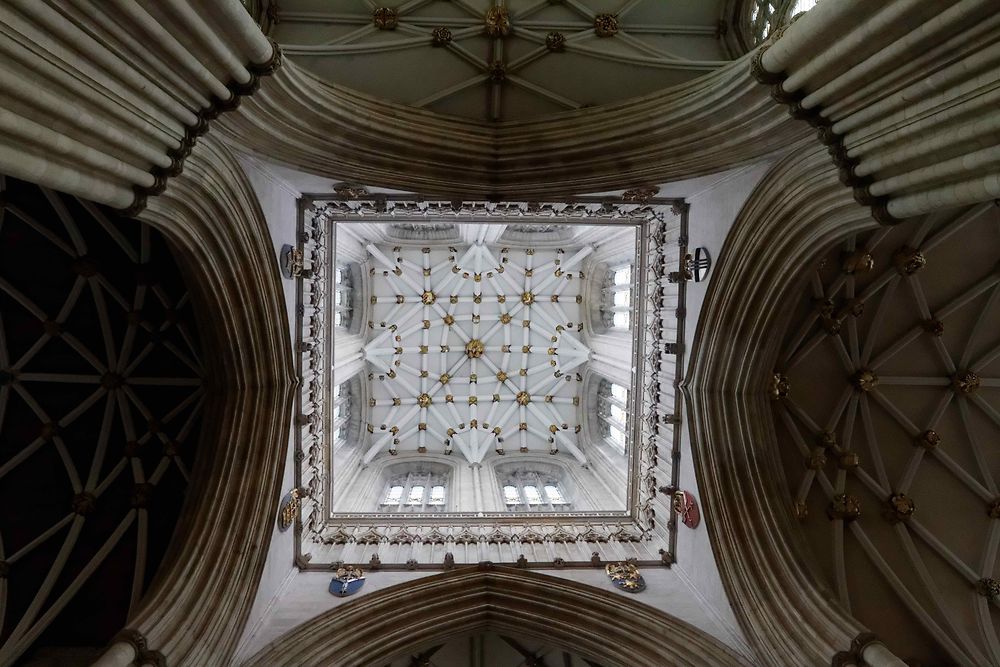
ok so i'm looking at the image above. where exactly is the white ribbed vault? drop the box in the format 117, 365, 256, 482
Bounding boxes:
362, 239, 593, 466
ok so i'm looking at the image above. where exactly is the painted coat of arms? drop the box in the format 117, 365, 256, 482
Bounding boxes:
672, 490, 700, 529
606, 561, 645, 593
329, 565, 366, 597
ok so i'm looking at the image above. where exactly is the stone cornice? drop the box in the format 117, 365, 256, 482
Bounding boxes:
244, 565, 752, 666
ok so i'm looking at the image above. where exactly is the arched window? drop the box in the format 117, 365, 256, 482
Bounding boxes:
334, 264, 353, 329
597, 380, 629, 452
379, 470, 448, 512
501, 470, 571, 512
333, 380, 351, 443
600, 264, 632, 330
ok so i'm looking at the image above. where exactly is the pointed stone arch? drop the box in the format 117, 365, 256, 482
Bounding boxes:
245, 565, 751, 667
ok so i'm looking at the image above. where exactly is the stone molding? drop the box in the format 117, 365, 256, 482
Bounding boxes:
685, 146, 876, 663
217, 57, 806, 198
244, 565, 753, 667
113, 135, 296, 666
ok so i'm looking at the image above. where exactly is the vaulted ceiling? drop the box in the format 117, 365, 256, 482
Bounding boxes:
362, 240, 594, 465
269, 0, 729, 121
773, 202, 1000, 665
0, 177, 203, 663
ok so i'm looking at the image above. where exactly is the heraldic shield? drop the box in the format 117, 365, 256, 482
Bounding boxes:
329, 566, 366, 597
605, 561, 645, 593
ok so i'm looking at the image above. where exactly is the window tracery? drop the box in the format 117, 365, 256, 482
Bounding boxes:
597, 379, 629, 453
600, 264, 632, 330
334, 264, 354, 329
380, 470, 449, 512
501, 469, 571, 512
333, 380, 351, 443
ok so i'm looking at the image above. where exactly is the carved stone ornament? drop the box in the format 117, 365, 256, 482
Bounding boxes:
72, 492, 97, 515
827, 493, 861, 521
805, 447, 827, 470
915, 429, 941, 450
606, 561, 645, 593
851, 368, 879, 392
485, 6, 511, 37
545, 31, 566, 52
278, 488, 303, 532
329, 565, 366, 597
431, 27, 453, 46
333, 182, 368, 199
840, 249, 874, 274
884, 493, 915, 523
465, 338, 485, 358
671, 490, 700, 529
984, 498, 1000, 521
921, 318, 944, 336
892, 245, 926, 275
594, 13, 620, 38
952, 369, 981, 394
622, 186, 659, 204
976, 577, 1000, 599
769, 372, 790, 400
372, 7, 398, 30
487, 60, 506, 82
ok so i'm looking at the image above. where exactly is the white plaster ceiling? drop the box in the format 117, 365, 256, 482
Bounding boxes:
270, 0, 729, 121
361, 235, 595, 465
772, 203, 1000, 665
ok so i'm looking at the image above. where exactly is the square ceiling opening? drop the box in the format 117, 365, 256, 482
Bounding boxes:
331, 221, 641, 516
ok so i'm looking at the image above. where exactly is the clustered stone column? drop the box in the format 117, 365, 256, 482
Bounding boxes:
752, 0, 1000, 223
833, 632, 908, 667
0, 0, 279, 213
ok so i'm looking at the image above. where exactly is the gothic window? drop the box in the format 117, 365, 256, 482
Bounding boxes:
333, 380, 351, 443
501, 470, 571, 512
600, 264, 632, 330
334, 264, 353, 329
379, 470, 448, 512
597, 380, 629, 452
